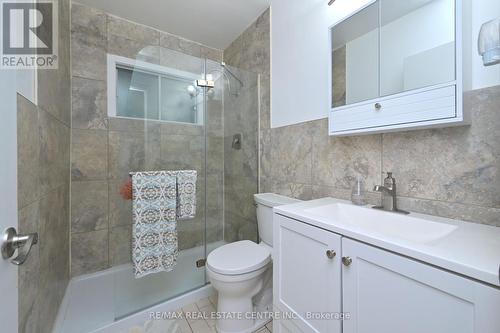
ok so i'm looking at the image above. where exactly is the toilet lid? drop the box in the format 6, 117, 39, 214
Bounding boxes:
207, 240, 271, 275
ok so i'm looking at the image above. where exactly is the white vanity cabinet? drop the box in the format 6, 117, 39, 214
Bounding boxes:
274, 214, 500, 333
273, 214, 342, 333
342, 238, 500, 333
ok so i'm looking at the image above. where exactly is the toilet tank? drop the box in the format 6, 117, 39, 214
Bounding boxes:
254, 193, 301, 247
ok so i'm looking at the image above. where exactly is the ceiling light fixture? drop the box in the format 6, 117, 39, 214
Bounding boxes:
328, 0, 335, 6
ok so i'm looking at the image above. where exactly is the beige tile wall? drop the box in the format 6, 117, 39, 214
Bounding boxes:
70, 2, 224, 276
223, 9, 270, 241
222, 68, 260, 242
227, 8, 500, 228
17, 1, 71, 332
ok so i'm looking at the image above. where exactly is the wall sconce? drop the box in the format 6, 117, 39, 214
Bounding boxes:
328, 0, 335, 6
478, 18, 500, 66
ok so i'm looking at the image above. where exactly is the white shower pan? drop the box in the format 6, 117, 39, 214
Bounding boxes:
52, 242, 224, 333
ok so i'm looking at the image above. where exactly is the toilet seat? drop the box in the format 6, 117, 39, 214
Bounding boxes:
207, 240, 271, 276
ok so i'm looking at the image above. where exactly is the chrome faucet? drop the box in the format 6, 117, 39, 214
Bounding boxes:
373, 172, 409, 215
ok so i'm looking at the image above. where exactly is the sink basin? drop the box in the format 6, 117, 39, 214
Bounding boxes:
304, 203, 457, 244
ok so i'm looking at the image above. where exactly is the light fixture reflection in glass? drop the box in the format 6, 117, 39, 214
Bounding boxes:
187, 85, 197, 98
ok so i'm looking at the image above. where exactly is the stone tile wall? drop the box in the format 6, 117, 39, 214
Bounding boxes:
223, 9, 270, 242
70, 2, 224, 276
222, 67, 260, 242
260, 86, 500, 227
228, 8, 500, 229
17, 1, 71, 332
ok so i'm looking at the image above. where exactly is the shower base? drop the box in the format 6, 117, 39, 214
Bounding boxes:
53, 242, 224, 333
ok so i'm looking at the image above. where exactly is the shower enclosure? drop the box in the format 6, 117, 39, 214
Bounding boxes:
58, 46, 260, 332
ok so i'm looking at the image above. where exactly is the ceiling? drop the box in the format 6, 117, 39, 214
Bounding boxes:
77, 0, 271, 50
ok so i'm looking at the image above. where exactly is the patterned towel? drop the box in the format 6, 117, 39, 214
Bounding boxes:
132, 171, 178, 278
173, 170, 197, 220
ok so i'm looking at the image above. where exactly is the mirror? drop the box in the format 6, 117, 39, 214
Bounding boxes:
380, 0, 455, 96
332, 2, 379, 108
331, 0, 456, 108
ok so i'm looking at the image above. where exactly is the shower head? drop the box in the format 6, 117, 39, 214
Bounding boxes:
221, 62, 244, 88
208, 63, 244, 97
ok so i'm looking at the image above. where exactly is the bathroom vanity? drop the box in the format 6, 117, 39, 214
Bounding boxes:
272, 198, 500, 333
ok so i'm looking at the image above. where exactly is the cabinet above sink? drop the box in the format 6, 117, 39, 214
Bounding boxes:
329, 0, 468, 136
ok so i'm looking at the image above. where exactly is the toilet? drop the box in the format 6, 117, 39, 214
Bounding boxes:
207, 193, 301, 333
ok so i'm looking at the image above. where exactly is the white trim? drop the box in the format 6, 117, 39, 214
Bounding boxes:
107, 54, 117, 119
106, 53, 204, 124
107, 115, 205, 128
0, 58, 19, 333
16, 69, 37, 105
455, 0, 466, 123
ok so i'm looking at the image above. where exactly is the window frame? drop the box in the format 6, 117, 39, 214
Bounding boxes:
107, 53, 204, 125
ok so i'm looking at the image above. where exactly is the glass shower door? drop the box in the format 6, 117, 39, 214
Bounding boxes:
108, 45, 260, 320
214, 63, 260, 253
112, 46, 208, 319
203, 60, 261, 284
204, 59, 226, 260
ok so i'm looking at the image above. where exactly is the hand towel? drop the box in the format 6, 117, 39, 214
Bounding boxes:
131, 171, 178, 278
174, 170, 197, 220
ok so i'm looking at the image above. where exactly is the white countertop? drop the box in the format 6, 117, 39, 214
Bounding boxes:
274, 197, 500, 287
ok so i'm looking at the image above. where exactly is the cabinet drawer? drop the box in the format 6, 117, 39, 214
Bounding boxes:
330, 85, 456, 134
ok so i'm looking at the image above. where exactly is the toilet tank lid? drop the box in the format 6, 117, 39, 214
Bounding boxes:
254, 193, 302, 207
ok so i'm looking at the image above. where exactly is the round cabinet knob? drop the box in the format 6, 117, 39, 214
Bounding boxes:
375, 103, 382, 110
326, 250, 336, 259
342, 256, 353, 266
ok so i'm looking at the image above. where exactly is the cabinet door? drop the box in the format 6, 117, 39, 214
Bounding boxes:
342, 238, 500, 333
379, 0, 456, 97
274, 214, 342, 333
330, 0, 380, 108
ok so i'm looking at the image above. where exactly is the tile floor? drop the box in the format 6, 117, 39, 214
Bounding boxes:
128, 293, 273, 333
